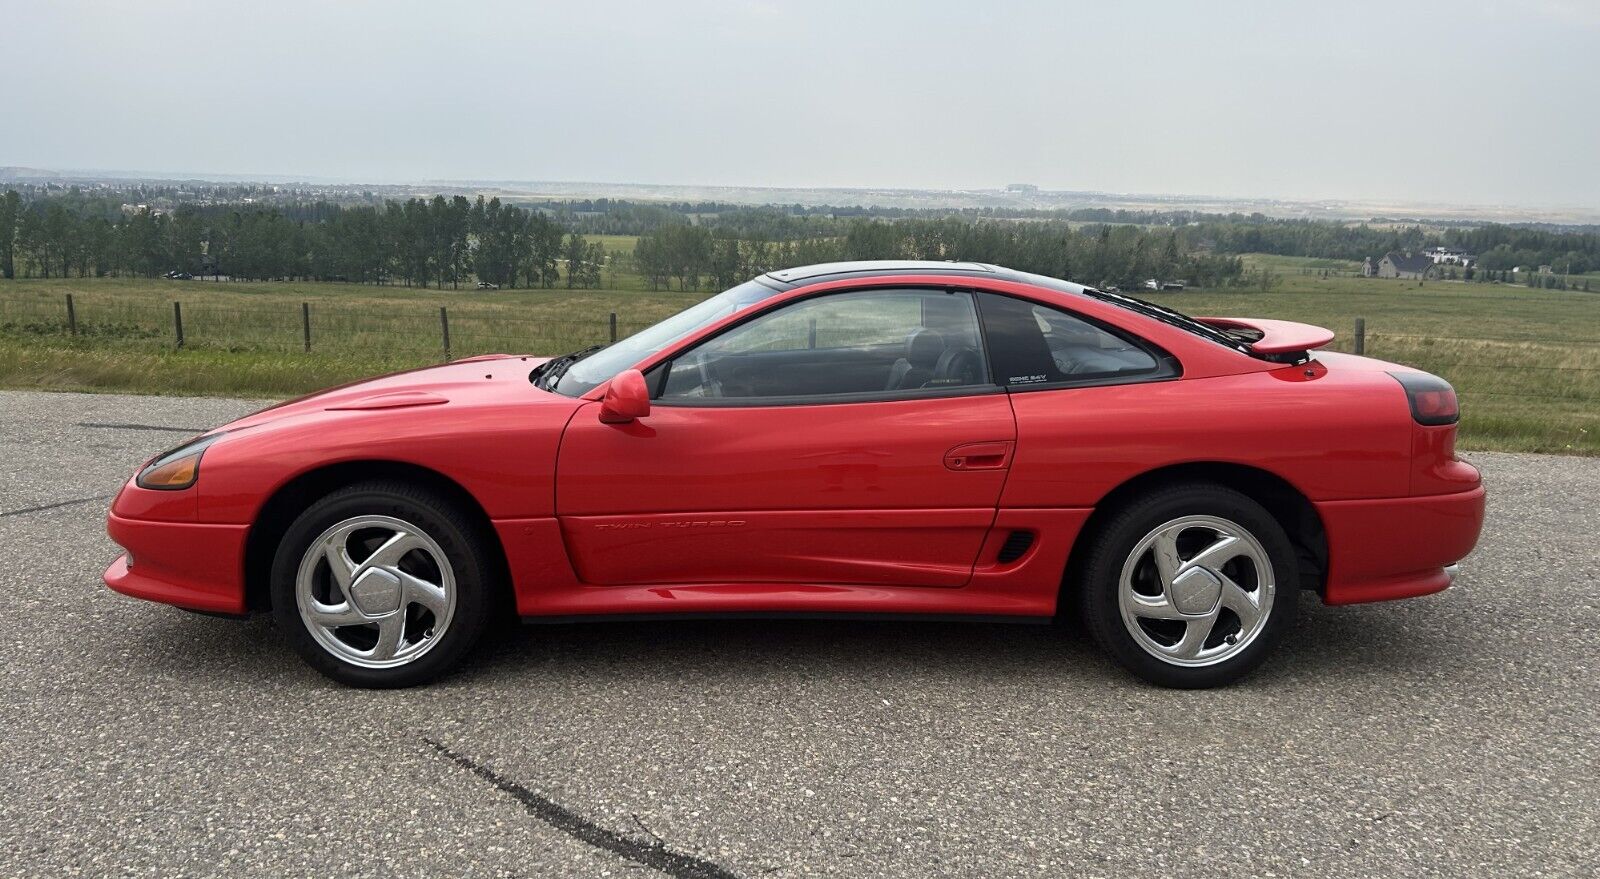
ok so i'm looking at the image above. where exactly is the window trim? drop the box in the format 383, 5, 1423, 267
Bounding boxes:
973, 291, 1182, 394
647, 286, 999, 409
652, 382, 1006, 409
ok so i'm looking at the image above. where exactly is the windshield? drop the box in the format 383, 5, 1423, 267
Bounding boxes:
540, 278, 784, 396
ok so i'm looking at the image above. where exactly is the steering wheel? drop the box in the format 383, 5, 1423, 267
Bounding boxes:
932, 347, 983, 386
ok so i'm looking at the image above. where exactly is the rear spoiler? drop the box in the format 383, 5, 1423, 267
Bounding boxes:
1196, 316, 1335, 360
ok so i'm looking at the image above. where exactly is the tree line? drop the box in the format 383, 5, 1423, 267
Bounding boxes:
557, 200, 1600, 276
0, 191, 609, 289
631, 217, 1245, 292
5, 184, 1598, 289
0, 189, 1239, 292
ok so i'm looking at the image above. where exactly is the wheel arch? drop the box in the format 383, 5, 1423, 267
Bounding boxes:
242, 459, 512, 613
1062, 461, 1329, 610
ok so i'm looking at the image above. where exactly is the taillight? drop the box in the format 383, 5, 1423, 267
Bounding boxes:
1389, 372, 1459, 426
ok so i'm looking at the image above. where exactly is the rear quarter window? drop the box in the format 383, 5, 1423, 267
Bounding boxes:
976, 292, 1177, 389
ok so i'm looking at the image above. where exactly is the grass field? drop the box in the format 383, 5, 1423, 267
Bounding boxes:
1162, 263, 1598, 454
591, 234, 639, 255
0, 275, 696, 396
1, 256, 1595, 454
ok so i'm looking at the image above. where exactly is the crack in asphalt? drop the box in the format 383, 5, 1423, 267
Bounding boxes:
423, 737, 743, 879
77, 421, 203, 433
0, 495, 110, 518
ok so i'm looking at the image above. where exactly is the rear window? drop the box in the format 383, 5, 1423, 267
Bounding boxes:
976, 293, 1176, 389
1017, 271, 1249, 354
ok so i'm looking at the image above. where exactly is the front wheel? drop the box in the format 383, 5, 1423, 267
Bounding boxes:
270, 481, 496, 688
1077, 484, 1299, 688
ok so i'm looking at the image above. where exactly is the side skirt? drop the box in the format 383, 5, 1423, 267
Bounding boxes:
520, 611, 1054, 626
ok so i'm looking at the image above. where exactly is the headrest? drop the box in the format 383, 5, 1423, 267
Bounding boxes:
904, 328, 946, 367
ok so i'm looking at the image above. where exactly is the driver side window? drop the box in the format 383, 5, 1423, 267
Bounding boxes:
656, 288, 989, 403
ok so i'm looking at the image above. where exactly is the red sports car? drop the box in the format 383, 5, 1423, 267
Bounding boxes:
104, 262, 1484, 688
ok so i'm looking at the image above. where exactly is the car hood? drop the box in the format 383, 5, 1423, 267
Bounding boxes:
220, 354, 557, 431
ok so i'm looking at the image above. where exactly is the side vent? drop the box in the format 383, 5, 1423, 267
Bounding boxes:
996, 530, 1034, 564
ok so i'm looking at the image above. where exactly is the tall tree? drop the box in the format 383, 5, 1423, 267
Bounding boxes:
583, 241, 606, 289
0, 190, 19, 279
563, 232, 588, 289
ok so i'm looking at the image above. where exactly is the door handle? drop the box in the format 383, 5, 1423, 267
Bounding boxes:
944, 441, 1014, 471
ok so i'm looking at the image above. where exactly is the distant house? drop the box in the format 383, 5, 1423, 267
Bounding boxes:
1361, 257, 1378, 277
1424, 246, 1476, 267
1376, 252, 1434, 280
1139, 279, 1185, 291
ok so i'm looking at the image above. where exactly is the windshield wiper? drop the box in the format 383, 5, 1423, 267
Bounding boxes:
530, 344, 605, 390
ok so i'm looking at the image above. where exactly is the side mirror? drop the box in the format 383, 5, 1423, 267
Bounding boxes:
598, 368, 651, 424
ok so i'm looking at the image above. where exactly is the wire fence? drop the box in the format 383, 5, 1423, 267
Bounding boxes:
0, 292, 654, 361
1, 292, 1595, 410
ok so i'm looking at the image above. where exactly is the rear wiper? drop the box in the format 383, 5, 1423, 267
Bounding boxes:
530, 344, 605, 390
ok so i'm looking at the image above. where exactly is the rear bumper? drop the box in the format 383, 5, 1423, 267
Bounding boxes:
104, 513, 250, 615
1315, 485, 1485, 605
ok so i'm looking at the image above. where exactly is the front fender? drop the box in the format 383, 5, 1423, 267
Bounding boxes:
195, 400, 578, 525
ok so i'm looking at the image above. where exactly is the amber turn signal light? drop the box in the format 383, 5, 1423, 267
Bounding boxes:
138, 453, 201, 489
135, 433, 224, 491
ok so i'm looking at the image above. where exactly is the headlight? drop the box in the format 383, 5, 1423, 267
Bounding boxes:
136, 433, 225, 491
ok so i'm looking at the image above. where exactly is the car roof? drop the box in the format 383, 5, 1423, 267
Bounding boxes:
764, 260, 1007, 287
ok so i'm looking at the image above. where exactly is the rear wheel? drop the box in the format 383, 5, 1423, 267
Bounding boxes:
1078, 484, 1299, 688
270, 481, 495, 688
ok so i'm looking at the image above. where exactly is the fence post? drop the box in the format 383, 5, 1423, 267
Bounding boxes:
173, 302, 184, 349
440, 306, 451, 361
1354, 317, 1365, 355
301, 302, 311, 352
65, 294, 77, 335
608, 312, 618, 343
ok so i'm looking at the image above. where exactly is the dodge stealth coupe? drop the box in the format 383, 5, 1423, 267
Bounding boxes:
104, 261, 1484, 688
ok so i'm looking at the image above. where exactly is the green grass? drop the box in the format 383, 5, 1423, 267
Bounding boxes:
1240, 253, 1364, 274
591, 234, 638, 256
0, 276, 699, 396
2, 256, 1596, 454
1147, 258, 1599, 453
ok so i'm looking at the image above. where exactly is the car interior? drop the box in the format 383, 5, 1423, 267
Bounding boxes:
651, 289, 1163, 400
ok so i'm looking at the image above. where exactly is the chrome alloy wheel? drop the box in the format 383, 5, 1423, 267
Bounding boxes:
1117, 515, 1275, 667
294, 515, 457, 669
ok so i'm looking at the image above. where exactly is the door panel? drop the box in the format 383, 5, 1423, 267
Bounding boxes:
556, 394, 1016, 587
561, 508, 996, 586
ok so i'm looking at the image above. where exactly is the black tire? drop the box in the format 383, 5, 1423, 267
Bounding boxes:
269, 480, 497, 688
1076, 483, 1299, 688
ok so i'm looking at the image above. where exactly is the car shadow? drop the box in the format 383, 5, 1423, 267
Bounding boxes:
465, 592, 1459, 687
117, 592, 1460, 690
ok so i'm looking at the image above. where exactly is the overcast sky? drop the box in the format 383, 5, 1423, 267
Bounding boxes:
3, 0, 1597, 207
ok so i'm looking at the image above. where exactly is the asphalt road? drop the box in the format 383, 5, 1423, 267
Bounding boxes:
1, 389, 1595, 878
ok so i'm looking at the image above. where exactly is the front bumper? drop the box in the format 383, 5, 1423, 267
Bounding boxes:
1315, 486, 1485, 605
104, 513, 250, 615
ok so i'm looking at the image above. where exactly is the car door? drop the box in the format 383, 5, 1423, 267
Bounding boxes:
555, 287, 1016, 587
970, 290, 1184, 509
